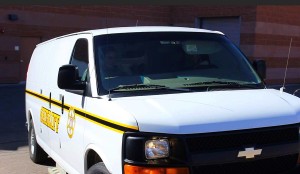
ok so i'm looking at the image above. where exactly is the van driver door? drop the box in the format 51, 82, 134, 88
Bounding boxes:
49, 35, 92, 173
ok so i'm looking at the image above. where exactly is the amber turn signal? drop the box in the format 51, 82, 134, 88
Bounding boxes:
124, 164, 189, 174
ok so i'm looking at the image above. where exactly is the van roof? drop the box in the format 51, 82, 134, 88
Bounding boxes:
37, 26, 224, 46
86, 26, 224, 35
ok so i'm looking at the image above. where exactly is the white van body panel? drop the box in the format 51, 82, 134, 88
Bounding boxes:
90, 26, 224, 35
26, 30, 140, 174
26, 33, 95, 174
113, 89, 300, 134
83, 122, 125, 174
50, 26, 224, 40
25, 26, 300, 174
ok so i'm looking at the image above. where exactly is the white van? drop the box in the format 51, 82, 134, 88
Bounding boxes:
25, 26, 300, 174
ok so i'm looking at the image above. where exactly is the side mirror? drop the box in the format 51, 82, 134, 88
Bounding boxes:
57, 64, 86, 90
252, 59, 266, 79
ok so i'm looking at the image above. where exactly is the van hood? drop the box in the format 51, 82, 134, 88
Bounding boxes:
114, 89, 300, 134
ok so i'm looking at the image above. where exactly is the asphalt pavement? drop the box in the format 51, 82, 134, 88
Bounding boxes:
1, 83, 300, 174
0, 84, 54, 174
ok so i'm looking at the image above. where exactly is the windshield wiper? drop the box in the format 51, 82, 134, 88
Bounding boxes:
109, 84, 192, 92
184, 81, 261, 89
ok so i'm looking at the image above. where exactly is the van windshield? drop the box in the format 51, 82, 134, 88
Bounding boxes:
93, 32, 262, 95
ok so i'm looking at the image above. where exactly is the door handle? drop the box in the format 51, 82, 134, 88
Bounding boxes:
61, 95, 64, 114
49, 92, 51, 108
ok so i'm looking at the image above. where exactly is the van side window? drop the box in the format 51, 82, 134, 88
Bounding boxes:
70, 39, 89, 81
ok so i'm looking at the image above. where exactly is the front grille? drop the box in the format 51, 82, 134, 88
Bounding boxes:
186, 125, 299, 153
191, 154, 298, 174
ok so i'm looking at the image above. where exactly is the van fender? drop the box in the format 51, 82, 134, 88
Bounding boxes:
27, 108, 39, 133
27, 108, 43, 144
84, 143, 111, 173
26, 108, 34, 131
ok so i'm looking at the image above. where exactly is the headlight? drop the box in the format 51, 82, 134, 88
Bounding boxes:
145, 139, 169, 159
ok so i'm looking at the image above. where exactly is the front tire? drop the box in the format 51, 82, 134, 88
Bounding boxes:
28, 119, 48, 164
87, 162, 110, 174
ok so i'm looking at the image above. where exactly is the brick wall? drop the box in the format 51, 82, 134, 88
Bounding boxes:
0, 5, 300, 84
0, 5, 171, 39
254, 6, 300, 85
171, 5, 300, 85
0, 5, 171, 83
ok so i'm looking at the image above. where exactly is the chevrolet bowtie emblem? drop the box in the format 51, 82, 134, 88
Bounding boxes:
238, 147, 262, 159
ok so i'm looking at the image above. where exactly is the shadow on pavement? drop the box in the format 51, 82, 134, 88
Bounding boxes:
42, 157, 56, 167
0, 84, 27, 150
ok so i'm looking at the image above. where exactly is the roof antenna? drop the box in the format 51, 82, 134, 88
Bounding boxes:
104, 6, 112, 101
280, 37, 293, 94
136, 19, 139, 26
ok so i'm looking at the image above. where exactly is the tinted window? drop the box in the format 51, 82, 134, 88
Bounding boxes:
70, 39, 89, 81
94, 32, 262, 94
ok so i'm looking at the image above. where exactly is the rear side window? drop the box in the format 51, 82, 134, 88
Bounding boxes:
70, 39, 89, 81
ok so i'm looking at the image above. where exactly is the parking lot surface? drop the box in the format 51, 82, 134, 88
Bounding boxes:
0, 84, 54, 174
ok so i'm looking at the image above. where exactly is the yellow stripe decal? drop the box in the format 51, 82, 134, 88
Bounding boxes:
26, 89, 139, 133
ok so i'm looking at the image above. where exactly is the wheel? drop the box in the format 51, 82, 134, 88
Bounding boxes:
87, 162, 110, 174
28, 119, 48, 164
